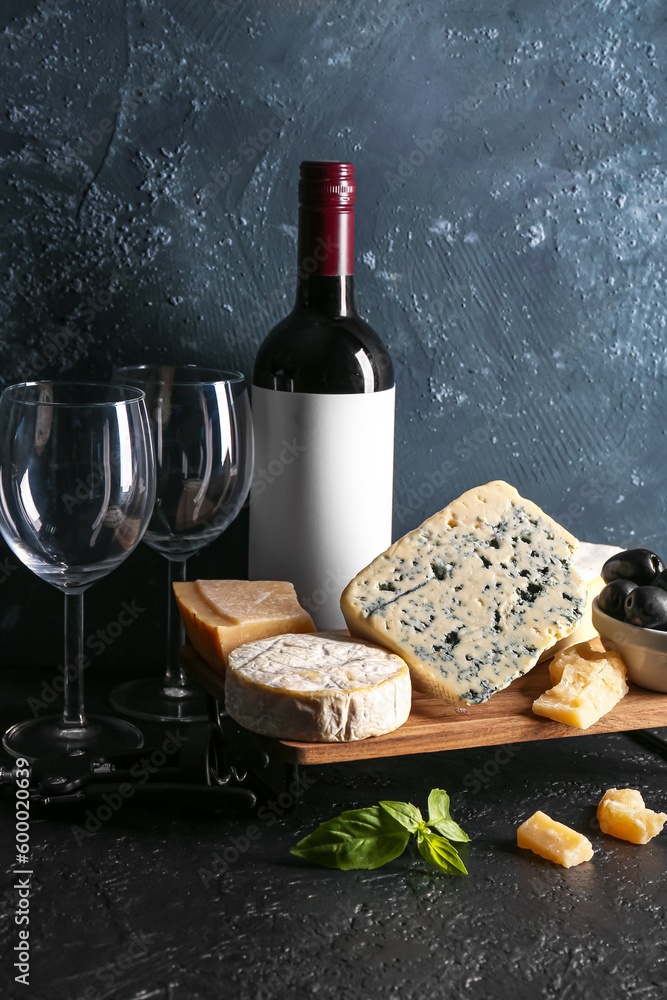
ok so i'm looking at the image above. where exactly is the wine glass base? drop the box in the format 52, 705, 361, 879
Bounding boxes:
110, 677, 208, 723
2, 715, 144, 763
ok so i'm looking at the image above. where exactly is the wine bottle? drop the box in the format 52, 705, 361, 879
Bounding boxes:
249, 161, 395, 629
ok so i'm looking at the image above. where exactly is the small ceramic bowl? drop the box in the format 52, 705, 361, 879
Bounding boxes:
591, 597, 667, 693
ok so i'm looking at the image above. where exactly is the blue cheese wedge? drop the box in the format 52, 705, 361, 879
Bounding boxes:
340, 481, 586, 705
225, 633, 411, 742
538, 541, 622, 662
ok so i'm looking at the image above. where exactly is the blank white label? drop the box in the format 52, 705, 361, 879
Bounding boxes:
249, 385, 395, 629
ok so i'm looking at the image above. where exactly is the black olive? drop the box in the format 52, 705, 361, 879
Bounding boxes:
652, 569, 667, 593
601, 548, 665, 587
624, 586, 667, 628
598, 579, 637, 621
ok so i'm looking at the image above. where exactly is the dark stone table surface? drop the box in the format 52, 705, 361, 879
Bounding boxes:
1, 661, 666, 1000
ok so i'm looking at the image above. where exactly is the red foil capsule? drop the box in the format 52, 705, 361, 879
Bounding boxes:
297, 161, 355, 277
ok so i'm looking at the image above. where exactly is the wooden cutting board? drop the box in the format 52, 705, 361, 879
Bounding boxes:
180, 641, 667, 765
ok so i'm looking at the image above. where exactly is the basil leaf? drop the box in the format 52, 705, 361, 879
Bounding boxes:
418, 832, 468, 875
427, 789, 470, 842
290, 806, 410, 870
430, 817, 470, 843
379, 799, 423, 833
427, 788, 451, 824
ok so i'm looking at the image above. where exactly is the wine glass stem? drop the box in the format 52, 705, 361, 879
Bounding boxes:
165, 559, 188, 691
63, 591, 86, 728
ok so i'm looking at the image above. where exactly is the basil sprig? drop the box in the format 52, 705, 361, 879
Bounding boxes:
290, 788, 469, 875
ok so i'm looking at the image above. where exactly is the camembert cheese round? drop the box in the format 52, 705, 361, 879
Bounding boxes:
225, 632, 411, 742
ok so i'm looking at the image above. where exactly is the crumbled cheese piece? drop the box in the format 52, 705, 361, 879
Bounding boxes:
532, 642, 628, 729
597, 788, 667, 844
517, 811, 594, 867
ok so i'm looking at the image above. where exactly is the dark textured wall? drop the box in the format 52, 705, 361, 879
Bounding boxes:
1, 0, 666, 668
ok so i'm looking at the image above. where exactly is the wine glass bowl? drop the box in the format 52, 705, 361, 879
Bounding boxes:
0, 382, 153, 591
133, 367, 252, 559
108, 365, 254, 722
0, 381, 156, 759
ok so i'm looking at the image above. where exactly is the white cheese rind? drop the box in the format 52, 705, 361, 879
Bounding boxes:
341, 481, 587, 705
225, 632, 411, 742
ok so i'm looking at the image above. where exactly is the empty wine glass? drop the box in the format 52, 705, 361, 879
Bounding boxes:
0, 381, 156, 760
109, 366, 254, 722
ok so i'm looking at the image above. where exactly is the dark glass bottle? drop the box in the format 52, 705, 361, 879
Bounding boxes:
249, 161, 395, 629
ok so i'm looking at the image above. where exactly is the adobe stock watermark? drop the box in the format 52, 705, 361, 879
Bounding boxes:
296, 234, 339, 280
300, 568, 351, 619
13, 757, 32, 987
28, 599, 145, 718
238, 286, 286, 337
353, 0, 402, 52
462, 743, 521, 794
198, 769, 316, 888
0, 556, 19, 585
252, 438, 306, 497
4, 0, 71, 50
385, 75, 496, 191
71, 729, 189, 845
196, 107, 292, 206
60, 456, 125, 513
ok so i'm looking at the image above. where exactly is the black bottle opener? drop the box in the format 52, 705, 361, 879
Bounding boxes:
0, 723, 257, 812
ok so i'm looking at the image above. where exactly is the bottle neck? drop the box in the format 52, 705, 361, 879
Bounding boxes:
294, 275, 356, 317
296, 204, 355, 317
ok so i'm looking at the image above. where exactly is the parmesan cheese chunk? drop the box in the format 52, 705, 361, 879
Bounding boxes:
341, 481, 586, 705
532, 642, 628, 729
174, 579, 315, 671
225, 632, 411, 742
597, 788, 667, 845
517, 811, 594, 867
